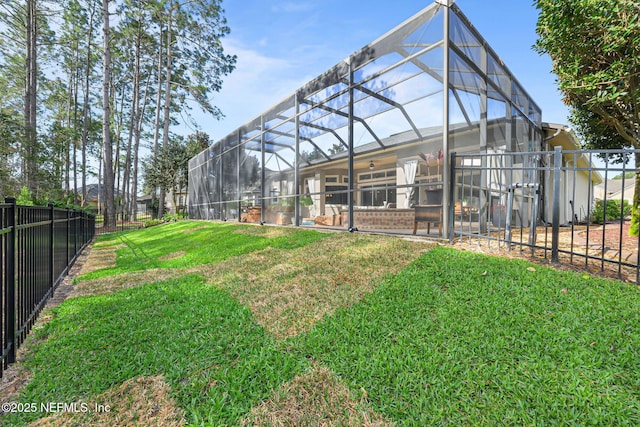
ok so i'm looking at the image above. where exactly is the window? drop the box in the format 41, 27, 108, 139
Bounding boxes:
361, 185, 397, 207
358, 168, 396, 182
326, 185, 348, 205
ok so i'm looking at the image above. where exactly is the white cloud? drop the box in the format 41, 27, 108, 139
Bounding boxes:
199, 38, 309, 140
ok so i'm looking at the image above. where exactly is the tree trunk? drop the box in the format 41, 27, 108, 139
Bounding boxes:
151, 20, 163, 219
113, 85, 125, 211
122, 19, 143, 221
102, 0, 115, 227
130, 24, 151, 222
81, 4, 97, 208
65, 72, 72, 196
158, 0, 174, 219
122, 100, 134, 220
127, 18, 146, 220
73, 48, 79, 205
24, 0, 38, 194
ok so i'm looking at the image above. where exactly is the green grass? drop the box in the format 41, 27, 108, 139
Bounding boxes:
8, 275, 306, 425
79, 221, 328, 280
297, 247, 640, 425
4, 222, 640, 426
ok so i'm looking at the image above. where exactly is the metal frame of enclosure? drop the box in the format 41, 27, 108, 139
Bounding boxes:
188, 1, 542, 237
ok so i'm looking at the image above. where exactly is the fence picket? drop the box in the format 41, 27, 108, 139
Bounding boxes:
451, 148, 640, 283
0, 199, 95, 376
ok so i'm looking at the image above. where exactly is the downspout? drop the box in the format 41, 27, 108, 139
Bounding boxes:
544, 126, 562, 145
542, 125, 563, 224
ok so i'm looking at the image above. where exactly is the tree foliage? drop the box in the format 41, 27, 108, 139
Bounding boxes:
535, 0, 640, 234
0, 0, 235, 215
535, 0, 640, 147
144, 131, 210, 214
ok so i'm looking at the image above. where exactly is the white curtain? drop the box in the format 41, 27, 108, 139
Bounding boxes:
404, 160, 418, 208
306, 177, 316, 216
306, 177, 316, 195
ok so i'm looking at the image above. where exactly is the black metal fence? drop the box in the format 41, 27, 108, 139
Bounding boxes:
1, 198, 95, 376
450, 147, 640, 283
93, 208, 157, 235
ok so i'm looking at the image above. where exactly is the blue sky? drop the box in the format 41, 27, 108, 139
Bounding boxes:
195, 0, 569, 142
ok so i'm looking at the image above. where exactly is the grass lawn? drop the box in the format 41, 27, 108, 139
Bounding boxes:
2, 221, 639, 426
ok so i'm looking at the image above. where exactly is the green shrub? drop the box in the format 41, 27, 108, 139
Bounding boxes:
16, 186, 34, 206
591, 199, 631, 224
144, 218, 164, 228
162, 212, 186, 222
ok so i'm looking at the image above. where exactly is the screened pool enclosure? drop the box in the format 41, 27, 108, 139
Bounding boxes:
188, 0, 542, 236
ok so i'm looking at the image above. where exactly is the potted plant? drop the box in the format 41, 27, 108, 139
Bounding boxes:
277, 197, 295, 212
300, 195, 314, 218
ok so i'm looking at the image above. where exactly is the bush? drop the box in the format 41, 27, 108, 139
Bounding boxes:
144, 219, 164, 228
162, 212, 186, 222
591, 199, 631, 224
16, 186, 34, 206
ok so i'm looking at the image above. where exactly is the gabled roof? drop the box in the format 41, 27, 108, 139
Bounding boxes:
542, 123, 603, 185
594, 179, 635, 201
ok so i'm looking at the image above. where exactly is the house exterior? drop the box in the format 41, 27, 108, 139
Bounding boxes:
166, 189, 188, 215
543, 123, 603, 224
594, 179, 634, 204
188, 0, 592, 235
83, 183, 125, 213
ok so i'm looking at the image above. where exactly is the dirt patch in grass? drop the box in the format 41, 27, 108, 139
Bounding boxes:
204, 233, 434, 338
71, 231, 434, 338
29, 375, 185, 427
158, 251, 186, 261
233, 225, 301, 238
0, 364, 32, 412
180, 225, 210, 233
241, 363, 392, 427
79, 243, 125, 275
71, 268, 188, 297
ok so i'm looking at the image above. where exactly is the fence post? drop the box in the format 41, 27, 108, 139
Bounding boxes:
66, 207, 71, 268
4, 197, 16, 365
73, 210, 78, 257
48, 203, 54, 296
448, 152, 457, 243
551, 146, 562, 263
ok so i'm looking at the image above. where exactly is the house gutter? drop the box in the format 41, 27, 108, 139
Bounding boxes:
544, 126, 562, 142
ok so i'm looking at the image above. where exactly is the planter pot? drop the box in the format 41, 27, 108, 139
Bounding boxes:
276, 212, 292, 225
491, 204, 507, 227
424, 188, 443, 205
